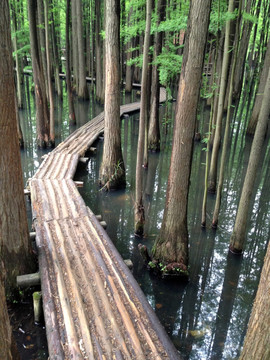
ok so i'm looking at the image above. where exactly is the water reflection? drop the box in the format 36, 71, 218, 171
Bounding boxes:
19, 79, 270, 359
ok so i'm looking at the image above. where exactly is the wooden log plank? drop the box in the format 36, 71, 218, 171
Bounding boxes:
43, 153, 63, 179
35, 226, 65, 359
81, 215, 178, 359
33, 153, 57, 179
44, 180, 65, 220
73, 218, 138, 358
43, 221, 92, 359
78, 217, 159, 358
60, 218, 131, 359
30, 179, 53, 222
57, 154, 79, 180
63, 179, 89, 219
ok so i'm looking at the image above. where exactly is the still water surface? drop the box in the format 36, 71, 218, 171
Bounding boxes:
19, 82, 270, 359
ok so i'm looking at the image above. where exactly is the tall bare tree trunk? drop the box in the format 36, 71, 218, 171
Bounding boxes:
10, 0, 23, 109
71, 0, 78, 91
134, 0, 152, 236
148, 0, 166, 152
95, 0, 104, 103
44, 0, 55, 146
212, 0, 242, 227
233, 0, 253, 100
240, 238, 270, 359
152, 0, 212, 273
28, 0, 51, 148
125, 6, 134, 92
247, 37, 270, 135
0, 262, 20, 360
99, 0, 125, 190
66, 0, 76, 124
37, 0, 48, 99
76, 0, 89, 100
229, 65, 270, 253
208, 0, 234, 193
0, 0, 34, 292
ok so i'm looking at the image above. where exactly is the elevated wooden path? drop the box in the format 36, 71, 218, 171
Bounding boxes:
29, 88, 179, 359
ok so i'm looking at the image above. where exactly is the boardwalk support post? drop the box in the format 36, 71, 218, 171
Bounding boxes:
33, 291, 43, 323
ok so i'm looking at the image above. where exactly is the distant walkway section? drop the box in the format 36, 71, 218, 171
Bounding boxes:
29, 88, 180, 359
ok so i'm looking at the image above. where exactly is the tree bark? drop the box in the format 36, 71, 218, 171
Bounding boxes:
0, 0, 34, 293
212, 0, 242, 227
0, 262, 20, 360
125, 7, 134, 92
28, 0, 51, 148
247, 37, 270, 135
99, 0, 125, 190
229, 64, 270, 253
71, 0, 78, 91
95, 0, 104, 103
66, 0, 76, 124
44, 0, 55, 146
148, 0, 166, 152
152, 0, 212, 271
208, 0, 234, 193
134, 0, 152, 236
37, 0, 48, 99
10, 0, 23, 109
232, 0, 253, 100
76, 0, 89, 100
50, 4, 62, 99
239, 238, 270, 359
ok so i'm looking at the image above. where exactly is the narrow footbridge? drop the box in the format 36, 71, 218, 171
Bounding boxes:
29, 88, 179, 359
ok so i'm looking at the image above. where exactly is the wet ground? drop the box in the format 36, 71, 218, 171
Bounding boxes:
8, 290, 48, 360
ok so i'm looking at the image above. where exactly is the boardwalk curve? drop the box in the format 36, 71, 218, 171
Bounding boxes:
30, 88, 179, 359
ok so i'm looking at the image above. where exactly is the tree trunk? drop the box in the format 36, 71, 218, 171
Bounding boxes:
125, 7, 134, 92
28, 0, 51, 148
125, 39, 134, 92
229, 64, 270, 253
239, 238, 270, 359
50, 4, 62, 99
0, 0, 34, 293
134, 0, 152, 236
152, 0, 212, 273
10, 0, 23, 109
37, 0, 48, 100
0, 263, 20, 360
71, 0, 78, 91
212, 0, 242, 227
99, 0, 125, 190
232, 0, 253, 100
44, 0, 55, 146
95, 0, 104, 103
208, 0, 234, 193
247, 37, 270, 135
148, 0, 166, 152
76, 0, 89, 100
66, 0, 76, 124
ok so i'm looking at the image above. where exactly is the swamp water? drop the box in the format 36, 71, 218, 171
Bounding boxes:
18, 83, 270, 359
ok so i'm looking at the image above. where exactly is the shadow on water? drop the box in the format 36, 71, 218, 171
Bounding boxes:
18, 80, 270, 359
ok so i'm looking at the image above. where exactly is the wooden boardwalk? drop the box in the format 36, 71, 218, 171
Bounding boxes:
29, 88, 179, 359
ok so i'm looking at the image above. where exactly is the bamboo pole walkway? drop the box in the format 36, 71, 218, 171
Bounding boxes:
29, 88, 179, 359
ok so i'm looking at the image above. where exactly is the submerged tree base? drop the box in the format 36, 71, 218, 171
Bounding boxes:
37, 139, 55, 149
138, 244, 189, 280
99, 162, 126, 191
148, 142, 160, 153
229, 244, 243, 255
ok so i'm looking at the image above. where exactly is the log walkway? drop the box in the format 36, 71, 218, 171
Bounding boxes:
29, 88, 179, 359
